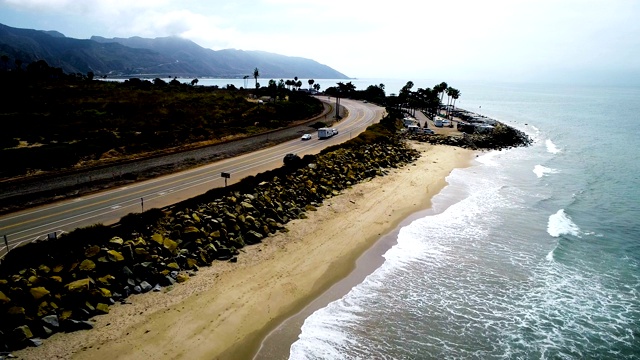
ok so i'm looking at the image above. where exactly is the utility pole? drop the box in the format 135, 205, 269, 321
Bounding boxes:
141, 197, 144, 213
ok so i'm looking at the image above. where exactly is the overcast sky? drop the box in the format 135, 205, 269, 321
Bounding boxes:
1, 0, 639, 85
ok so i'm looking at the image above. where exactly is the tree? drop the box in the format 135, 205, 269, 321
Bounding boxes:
253, 67, 259, 89
308, 78, 315, 90
87, 71, 94, 81
434, 82, 448, 110
451, 88, 461, 111
295, 80, 302, 90
313, 83, 321, 92
243, 75, 249, 89
190, 78, 199, 86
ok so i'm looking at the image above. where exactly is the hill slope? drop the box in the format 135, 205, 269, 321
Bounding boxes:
0, 23, 348, 78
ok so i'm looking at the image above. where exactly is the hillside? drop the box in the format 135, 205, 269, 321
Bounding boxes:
0, 23, 348, 79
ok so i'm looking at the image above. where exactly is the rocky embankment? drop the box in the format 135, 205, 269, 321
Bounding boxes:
406, 122, 532, 150
0, 120, 532, 354
0, 138, 420, 353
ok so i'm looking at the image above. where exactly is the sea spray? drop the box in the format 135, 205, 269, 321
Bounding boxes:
533, 165, 559, 178
547, 209, 581, 238
545, 139, 561, 154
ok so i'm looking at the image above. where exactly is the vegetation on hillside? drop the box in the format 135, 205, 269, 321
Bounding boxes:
0, 61, 323, 178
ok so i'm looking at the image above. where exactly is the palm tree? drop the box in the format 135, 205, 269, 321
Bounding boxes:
445, 87, 453, 113
451, 88, 461, 111
308, 79, 315, 90
313, 83, 321, 92
253, 68, 259, 89
434, 82, 448, 113
243, 75, 249, 89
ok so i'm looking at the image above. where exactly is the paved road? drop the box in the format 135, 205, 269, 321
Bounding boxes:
0, 98, 384, 258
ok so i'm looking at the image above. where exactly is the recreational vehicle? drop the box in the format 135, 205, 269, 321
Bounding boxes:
317, 127, 337, 139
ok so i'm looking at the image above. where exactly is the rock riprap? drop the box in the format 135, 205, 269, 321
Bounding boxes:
0, 141, 419, 351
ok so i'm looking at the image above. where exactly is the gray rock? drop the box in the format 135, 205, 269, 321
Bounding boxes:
140, 281, 152, 293
65, 319, 94, 331
27, 338, 43, 347
41, 315, 59, 329
122, 266, 134, 277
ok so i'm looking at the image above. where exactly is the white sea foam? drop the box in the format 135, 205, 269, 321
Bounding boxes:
546, 246, 556, 261
547, 209, 581, 238
545, 139, 561, 154
533, 165, 559, 178
531, 125, 540, 132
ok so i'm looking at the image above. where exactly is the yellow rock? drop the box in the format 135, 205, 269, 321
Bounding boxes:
134, 248, 150, 258
98, 288, 112, 298
60, 310, 73, 321
163, 238, 178, 253
66, 278, 94, 292
109, 236, 124, 245
30, 286, 50, 300
37, 301, 50, 317
167, 262, 180, 270
8, 306, 25, 315
96, 303, 110, 314
50, 276, 63, 283
186, 258, 198, 269
84, 245, 101, 258
98, 275, 115, 285
151, 233, 164, 245
52, 264, 64, 273
107, 250, 124, 262
0, 291, 10, 304
176, 273, 189, 283
79, 259, 96, 271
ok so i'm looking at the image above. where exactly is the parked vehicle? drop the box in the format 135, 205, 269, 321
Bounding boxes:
403, 117, 419, 127
434, 117, 444, 127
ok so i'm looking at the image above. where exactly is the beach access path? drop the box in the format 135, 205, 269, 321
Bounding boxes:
15, 142, 474, 360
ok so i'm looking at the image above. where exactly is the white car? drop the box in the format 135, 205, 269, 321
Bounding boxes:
301, 134, 312, 140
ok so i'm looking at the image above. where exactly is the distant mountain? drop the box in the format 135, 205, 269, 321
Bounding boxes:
0, 23, 348, 79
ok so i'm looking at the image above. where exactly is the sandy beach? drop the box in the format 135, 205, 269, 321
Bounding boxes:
15, 142, 474, 360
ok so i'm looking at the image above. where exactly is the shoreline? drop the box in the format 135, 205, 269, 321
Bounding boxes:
15, 142, 474, 360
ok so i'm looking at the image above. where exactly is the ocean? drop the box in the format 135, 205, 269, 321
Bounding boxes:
282, 81, 640, 359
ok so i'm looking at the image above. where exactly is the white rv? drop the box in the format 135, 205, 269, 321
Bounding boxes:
318, 127, 336, 139
434, 116, 444, 127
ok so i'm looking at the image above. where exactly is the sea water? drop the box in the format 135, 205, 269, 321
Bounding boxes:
289, 82, 640, 359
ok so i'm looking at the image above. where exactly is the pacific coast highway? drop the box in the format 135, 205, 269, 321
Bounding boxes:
0, 98, 385, 258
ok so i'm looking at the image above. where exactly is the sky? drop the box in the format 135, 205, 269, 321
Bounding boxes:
1, 0, 639, 85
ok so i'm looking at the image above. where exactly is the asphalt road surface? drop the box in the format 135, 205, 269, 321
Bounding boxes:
0, 98, 384, 258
